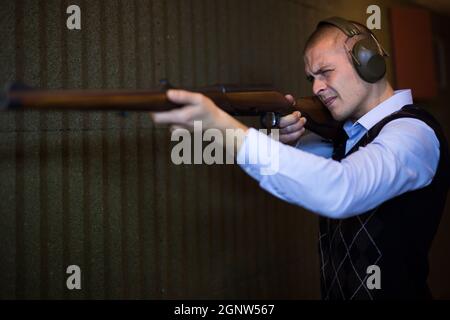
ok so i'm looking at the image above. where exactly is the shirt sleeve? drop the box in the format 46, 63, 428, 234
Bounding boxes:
236, 118, 440, 219
294, 131, 334, 158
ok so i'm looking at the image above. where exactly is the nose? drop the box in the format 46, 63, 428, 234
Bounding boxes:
312, 78, 326, 96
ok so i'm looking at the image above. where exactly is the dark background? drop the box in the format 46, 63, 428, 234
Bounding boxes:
0, 0, 449, 299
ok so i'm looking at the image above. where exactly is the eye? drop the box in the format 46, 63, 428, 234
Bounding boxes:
306, 75, 314, 83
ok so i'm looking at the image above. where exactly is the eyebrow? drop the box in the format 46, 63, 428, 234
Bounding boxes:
305, 65, 333, 81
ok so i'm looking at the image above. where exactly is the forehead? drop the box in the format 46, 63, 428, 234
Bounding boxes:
304, 36, 346, 72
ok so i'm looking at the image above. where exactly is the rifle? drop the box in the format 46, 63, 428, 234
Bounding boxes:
1, 81, 342, 141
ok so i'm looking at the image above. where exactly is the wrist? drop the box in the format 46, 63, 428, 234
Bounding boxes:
215, 111, 249, 156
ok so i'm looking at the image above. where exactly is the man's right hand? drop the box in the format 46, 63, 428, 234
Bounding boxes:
279, 94, 307, 145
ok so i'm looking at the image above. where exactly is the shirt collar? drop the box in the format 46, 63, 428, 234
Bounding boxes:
343, 89, 413, 135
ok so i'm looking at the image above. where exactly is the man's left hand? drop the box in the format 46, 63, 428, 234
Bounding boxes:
150, 89, 248, 134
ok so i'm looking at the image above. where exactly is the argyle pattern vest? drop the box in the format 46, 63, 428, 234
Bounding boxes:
319, 105, 450, 300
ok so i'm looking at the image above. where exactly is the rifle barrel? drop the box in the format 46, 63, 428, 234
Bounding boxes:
2, 85, 342, 141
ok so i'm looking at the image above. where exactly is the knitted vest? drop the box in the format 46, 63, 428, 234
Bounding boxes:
319, 105, 450, 300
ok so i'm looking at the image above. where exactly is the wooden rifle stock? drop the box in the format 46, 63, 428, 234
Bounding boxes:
1, 82, 343, 141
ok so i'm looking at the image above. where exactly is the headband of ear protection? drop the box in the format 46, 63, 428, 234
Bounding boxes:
317, 16, 388, 83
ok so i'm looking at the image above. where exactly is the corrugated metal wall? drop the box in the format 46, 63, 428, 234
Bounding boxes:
0, 0, 330, 299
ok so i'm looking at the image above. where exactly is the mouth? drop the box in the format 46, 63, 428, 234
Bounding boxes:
322, 96, 337, 107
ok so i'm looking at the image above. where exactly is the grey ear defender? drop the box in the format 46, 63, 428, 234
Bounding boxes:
351, 37, 387, 83
317, 17, 388, 83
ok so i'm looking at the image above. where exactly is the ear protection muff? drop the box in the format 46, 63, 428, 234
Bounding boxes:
317, 17, 388, 83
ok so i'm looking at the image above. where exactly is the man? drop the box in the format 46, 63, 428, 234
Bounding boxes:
152, 17, 450, 299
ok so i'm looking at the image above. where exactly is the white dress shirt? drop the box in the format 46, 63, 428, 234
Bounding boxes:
237, 90, 440, 218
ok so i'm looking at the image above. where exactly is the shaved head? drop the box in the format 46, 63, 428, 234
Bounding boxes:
303, 24, 344, 54
304, 21, 382, 57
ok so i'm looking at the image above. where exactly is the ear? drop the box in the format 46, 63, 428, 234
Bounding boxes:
352, 38, 386, 83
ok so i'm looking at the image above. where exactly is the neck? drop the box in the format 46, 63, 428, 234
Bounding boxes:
351, 80, 394, 122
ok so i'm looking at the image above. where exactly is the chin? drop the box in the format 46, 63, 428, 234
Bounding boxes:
330, 111, 344, 122
330, 106, 350, 122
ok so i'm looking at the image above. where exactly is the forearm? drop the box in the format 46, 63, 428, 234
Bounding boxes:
216, 112, 249, 158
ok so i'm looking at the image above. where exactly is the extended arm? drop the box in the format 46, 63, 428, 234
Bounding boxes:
238, 118, 440, 218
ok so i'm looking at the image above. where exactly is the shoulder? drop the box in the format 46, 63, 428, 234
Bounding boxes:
377, 117, 439, 147
372, 117, 440, 167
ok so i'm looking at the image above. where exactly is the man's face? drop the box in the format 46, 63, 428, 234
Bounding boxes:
304, 36, 370, 122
